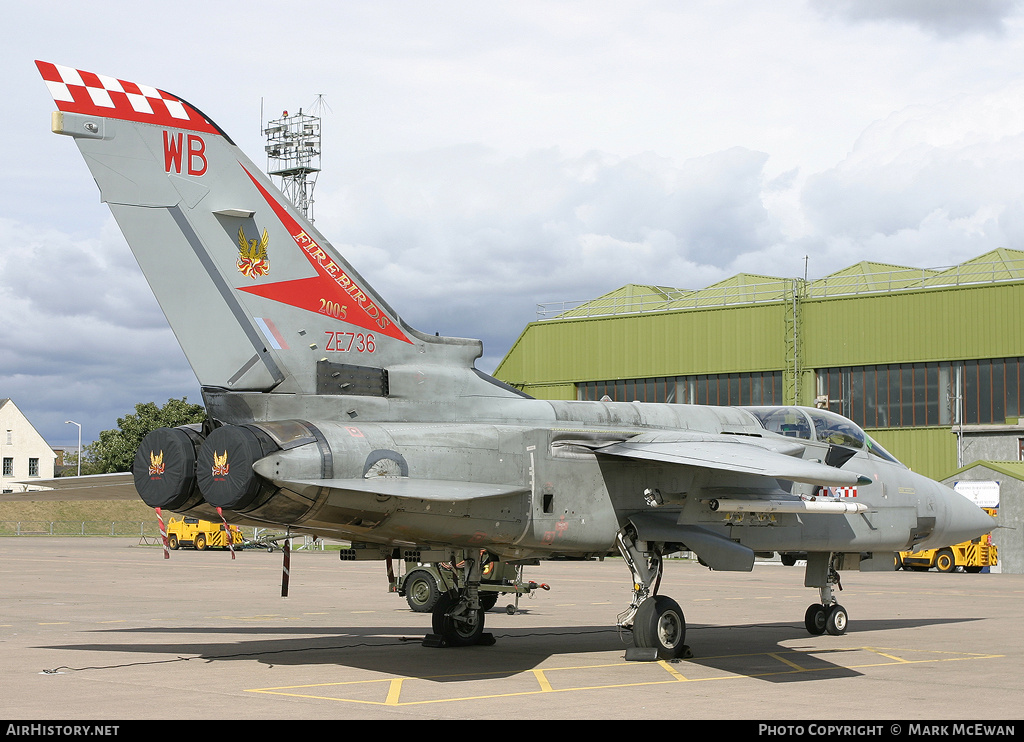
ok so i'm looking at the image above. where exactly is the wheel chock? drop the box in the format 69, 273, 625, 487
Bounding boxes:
624, 647, 659, 662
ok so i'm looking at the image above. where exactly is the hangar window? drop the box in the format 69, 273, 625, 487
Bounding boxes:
818, 357, 1023, 429
578, 371, 783, 406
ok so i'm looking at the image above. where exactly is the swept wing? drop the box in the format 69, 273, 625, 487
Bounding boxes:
587, 431, 869, 487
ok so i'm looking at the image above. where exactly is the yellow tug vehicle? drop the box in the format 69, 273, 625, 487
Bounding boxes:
166, 516, 244, 551
899, 508, 998, 573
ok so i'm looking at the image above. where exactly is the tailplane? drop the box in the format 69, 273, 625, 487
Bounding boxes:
38, 61, 492, 398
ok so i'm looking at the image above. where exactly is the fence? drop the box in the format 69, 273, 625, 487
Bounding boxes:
0, 521, 163, 537
0, 523, 323, 550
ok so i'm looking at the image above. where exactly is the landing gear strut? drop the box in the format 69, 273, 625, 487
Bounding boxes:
616, 526, 689, 660
424, 551, 493, 647
803, 552, 848, 636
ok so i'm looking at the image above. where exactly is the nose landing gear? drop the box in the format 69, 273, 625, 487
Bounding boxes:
804, 553, 848, 636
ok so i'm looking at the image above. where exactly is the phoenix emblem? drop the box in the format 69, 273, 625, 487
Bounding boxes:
148, 450, 165, 476
212, 450, 230, 478
237, 227, 270, 278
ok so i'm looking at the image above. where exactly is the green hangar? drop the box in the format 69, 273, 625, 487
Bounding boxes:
494, 248, 1024, 486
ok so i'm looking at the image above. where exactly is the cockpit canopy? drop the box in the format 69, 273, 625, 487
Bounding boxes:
743, 406, 903, 465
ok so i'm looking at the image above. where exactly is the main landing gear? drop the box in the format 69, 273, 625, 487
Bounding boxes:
423, 551, 494, 648
803, 553, 848, 636
616, 526, 690, 661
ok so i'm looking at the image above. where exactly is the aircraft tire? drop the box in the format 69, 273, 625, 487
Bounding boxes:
804, 604, 827, 635
633, 596, 687, 659
826, 604, 848, 635
431, 592, 485, 647
404, 570, 440, 612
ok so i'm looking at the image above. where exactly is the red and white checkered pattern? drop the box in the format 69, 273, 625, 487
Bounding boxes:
830, 486, 858, 498
36, 60, 219, 134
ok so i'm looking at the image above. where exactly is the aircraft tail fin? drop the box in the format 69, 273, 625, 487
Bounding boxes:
37, 61, 494, 398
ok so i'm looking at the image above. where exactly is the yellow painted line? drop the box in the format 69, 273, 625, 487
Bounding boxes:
864, 647, 911, 663
657, 660, 689, 681
768, 652, 806, 671
384, 679, 404, 706
861, 646, 1004, 666
246, 647, 1005, 707
532, 669, 554, 692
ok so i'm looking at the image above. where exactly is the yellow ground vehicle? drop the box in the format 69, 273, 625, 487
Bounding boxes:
899, 509, 998, 573
166, 516, 244, 551
396, 552, 549, 614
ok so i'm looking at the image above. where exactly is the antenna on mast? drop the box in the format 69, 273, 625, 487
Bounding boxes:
263, 101, 324, 222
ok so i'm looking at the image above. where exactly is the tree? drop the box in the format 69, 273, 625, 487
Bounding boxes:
81, 397, 206, 474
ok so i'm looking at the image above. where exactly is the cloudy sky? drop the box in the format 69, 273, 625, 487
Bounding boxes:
3, 0, 1024, 446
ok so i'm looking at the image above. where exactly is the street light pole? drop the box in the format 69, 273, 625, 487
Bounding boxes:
65, 420, 81, 477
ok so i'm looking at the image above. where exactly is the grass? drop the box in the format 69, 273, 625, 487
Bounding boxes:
0, 498, 157, 524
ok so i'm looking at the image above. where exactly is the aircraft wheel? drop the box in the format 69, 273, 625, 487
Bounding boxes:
431, 592, 485, 647
404, 570, 440, 612
633, 596, 687, 659
936, 549, 956, 573
826, 604, 848, 636
194, 534, 207, 551
804, 604, 827, 635
168, 536, 179, 551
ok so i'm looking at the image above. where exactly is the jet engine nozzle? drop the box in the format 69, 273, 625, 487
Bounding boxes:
196, 424, 280, 510
132, 426, 206, 510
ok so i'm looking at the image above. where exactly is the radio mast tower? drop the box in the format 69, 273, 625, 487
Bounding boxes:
264, 106, 322, 222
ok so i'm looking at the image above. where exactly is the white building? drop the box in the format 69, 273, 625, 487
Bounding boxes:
0, 399, 57, 493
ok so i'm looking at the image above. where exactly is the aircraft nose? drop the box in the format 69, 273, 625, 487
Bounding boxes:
933, 484, 997, 548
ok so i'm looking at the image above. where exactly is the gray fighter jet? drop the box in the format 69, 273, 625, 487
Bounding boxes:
37, 61, 996, 658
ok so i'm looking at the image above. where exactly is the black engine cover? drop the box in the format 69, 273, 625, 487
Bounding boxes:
132, 426, 206, 510
196, 425, 279, 510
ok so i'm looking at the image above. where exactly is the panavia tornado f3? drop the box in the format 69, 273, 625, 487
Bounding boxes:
37, 60, 996, 658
